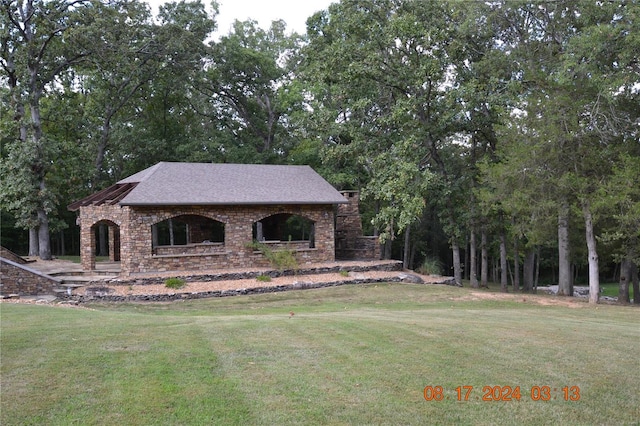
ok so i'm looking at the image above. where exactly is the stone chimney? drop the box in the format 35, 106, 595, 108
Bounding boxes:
335, 191, 380, 260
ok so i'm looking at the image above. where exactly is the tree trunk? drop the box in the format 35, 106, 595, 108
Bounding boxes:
632, 262, 639, 305
409, 242, 417, 271
481, 229, 488, 287
383, 239, 392, 260
513, 237, 520, 292
492, 258, 498, 283
499, 232, 508, 293
30, 62, 52, 260
403, 225, 411, 269
534, 247, 540, 292
29, 228, 39, 256
37, 207, 51, 260
582, 201, 599, 304
59, 229, 66, 256
557, 202, 573, 296
463, 236, 469, 280
618, 258, 631, 305
523, 248, 536, 293
452, 241, 462, 286
470, 230, 478, 288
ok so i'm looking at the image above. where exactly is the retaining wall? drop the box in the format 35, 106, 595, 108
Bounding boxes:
0, 258, 61, 296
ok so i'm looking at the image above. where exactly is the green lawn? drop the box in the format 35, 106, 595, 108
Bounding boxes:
1, 284, 639, 425
599, 282, 635, 299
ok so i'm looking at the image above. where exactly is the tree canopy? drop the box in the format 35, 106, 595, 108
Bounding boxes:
1, 0, 638, 303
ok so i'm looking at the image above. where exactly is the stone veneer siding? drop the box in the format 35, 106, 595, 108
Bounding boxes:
335, 191, 381, 260
79, 204, 336, 276
0, 246, 27, 264
0, 258, 60, 296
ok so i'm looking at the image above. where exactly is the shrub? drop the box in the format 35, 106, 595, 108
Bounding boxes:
247, 241, 298, 273
256, 274, 272, 282
339, 270, 350, 277
417, 257, 443, 276
165, 278, 186, 289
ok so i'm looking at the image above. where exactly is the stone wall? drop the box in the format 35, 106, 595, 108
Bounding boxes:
338, 236, 381, 260
56, 260, 405, 303
79, 203, 336, 276
335, 191, 381, 260
0, 258, 60, 296
0, 246, 27, 264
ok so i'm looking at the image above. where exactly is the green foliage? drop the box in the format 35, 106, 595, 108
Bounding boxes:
417, 257, 443, 276
196, 19, 303, 164
165, 278, 186, 289
256, 274, 272, 282
600, 282, 636, 300
247, 241, 298, 272
301, 0, 461, 241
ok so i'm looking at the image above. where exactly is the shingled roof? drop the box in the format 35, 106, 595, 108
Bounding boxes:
69, 162, 347, 209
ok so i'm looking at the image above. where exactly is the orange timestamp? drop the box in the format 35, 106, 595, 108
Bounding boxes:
423, 385, 581, 402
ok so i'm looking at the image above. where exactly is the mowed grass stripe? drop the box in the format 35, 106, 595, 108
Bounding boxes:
1, 307, 253, 425
2, 284, 639, 425
195, 302, 639, 424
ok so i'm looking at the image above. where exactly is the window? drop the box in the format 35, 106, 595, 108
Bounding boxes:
253, 213, 315, 247
152, 215, 224, 247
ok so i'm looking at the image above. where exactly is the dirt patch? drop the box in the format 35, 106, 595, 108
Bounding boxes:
457, 291, 590, 308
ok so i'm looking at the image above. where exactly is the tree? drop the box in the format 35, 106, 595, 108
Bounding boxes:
192, 19, 302, 164
1, 0, 94, 259
302, 0, 480, 274
72, 0, 216, 186
477, 0, 640, 302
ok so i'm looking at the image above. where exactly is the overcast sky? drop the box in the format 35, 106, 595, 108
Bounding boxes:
145, 0, 336, 36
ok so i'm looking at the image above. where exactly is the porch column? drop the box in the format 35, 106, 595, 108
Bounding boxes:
108, 226, 116, 262
80, 223, 95, 272
118, 208, 132, 276
256, 221, 263, 241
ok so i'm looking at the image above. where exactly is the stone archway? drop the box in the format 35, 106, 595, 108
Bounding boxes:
82, 218, 121, 272
94, 220, 121, 261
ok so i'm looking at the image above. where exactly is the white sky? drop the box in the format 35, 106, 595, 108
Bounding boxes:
146, 0, 336, 36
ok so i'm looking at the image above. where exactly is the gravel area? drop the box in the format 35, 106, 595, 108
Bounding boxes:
73, 270, 439, 297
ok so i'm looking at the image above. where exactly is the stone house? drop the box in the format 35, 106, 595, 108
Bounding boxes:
68, 162, 353, 276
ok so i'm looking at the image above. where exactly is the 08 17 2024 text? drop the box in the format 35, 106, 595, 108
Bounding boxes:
423, 385, 581, 402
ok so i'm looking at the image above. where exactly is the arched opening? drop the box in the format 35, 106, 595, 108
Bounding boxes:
91, 220, 120, 261
253, 213, 315, 248
152, 215, 225, 254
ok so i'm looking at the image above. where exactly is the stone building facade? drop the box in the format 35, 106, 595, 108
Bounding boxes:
69, 163, 385, 277
78, 203, 336, 276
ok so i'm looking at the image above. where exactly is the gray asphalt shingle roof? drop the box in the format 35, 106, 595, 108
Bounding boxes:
115, 162, 347, 206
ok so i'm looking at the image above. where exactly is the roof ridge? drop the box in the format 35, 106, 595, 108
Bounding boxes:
140, 162, 165, 182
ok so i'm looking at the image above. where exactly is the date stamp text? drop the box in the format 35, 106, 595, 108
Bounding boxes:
423, 385, 581, 402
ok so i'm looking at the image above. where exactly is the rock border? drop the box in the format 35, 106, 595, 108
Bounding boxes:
55, 274, 458, 303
